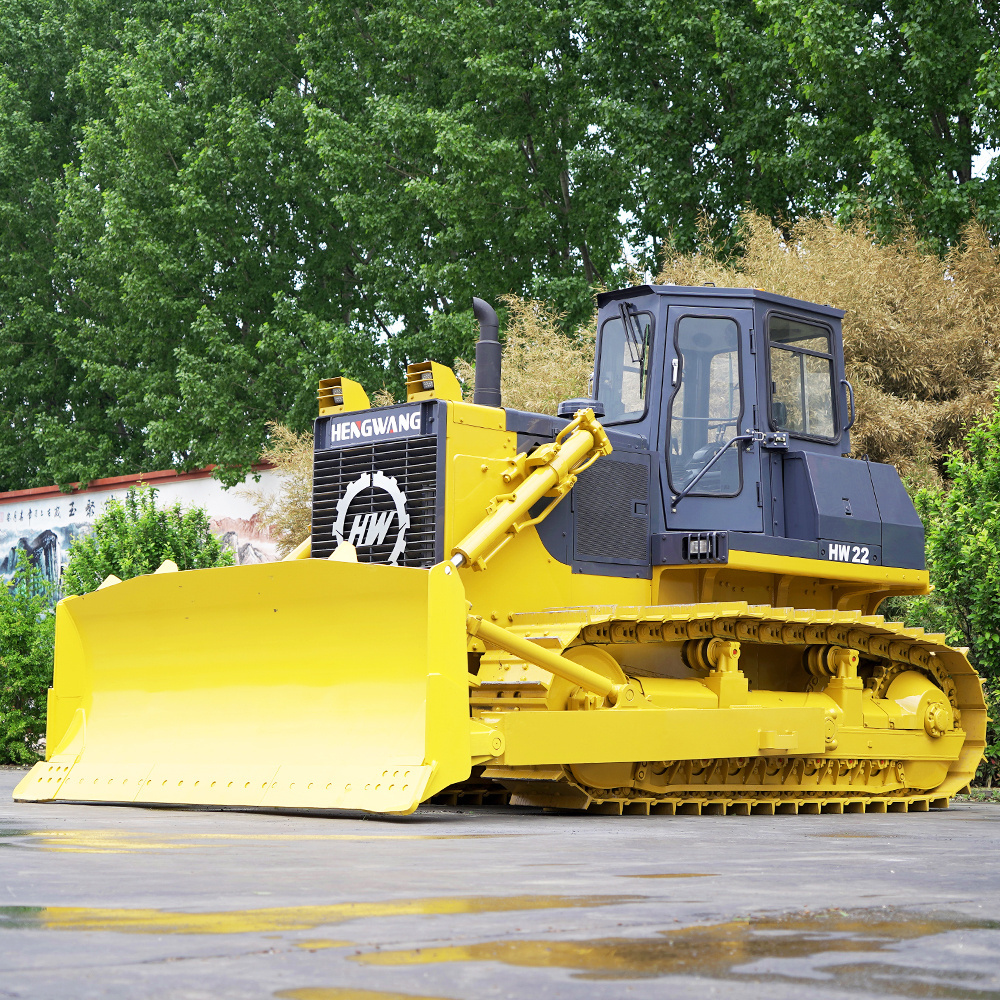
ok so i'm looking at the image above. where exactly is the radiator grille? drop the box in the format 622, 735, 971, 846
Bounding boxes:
311, 436, 439, 566
574, 457, 650, 564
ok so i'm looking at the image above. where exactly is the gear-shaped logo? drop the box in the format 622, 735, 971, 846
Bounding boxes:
333, 471, 410, 565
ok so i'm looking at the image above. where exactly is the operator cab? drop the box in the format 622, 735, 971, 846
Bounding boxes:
589, 285, 922, 570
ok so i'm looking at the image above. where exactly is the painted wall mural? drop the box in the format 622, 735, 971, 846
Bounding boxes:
0, 468, 283, 586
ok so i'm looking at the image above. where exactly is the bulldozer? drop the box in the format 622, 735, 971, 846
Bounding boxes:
16, 285, 986, 816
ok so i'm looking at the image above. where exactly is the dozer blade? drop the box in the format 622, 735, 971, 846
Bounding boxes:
14, 560, 471, 815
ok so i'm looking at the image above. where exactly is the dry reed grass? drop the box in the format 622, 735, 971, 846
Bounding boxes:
659, 212, 1000, 484
237, 423, 313, 555
371, 387, 397, 407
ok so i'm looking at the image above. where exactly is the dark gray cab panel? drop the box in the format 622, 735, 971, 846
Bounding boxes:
869, 461, 925, 570
506, 408, 654, 578
784, 452, 881, 546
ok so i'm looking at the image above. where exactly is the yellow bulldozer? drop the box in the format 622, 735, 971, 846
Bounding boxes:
16, 285, 986, 816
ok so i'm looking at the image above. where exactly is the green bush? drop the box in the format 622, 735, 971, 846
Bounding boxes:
0, 551, 56, 765
886, 405, 1000, 785
62, 486, 234, 596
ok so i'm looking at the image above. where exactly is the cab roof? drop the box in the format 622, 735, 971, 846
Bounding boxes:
597, 284, 845, 320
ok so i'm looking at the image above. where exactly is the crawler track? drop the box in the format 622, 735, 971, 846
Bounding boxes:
471, 603, 987, 814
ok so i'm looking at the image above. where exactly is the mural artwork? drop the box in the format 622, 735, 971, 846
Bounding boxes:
0, 469, 283, 586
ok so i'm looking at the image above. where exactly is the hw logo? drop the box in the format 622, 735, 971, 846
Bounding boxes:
333, 471, 410, 565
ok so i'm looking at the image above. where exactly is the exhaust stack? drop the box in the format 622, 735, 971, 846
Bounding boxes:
472, 297, 501, 407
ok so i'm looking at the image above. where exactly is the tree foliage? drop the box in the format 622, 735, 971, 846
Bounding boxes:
0, 551, 56, 765
46, 0, 381, 487
62, 486, 233, 596
0, 1, 997, 488
761, 0, 1000, 245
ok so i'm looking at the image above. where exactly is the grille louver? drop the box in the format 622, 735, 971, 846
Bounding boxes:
574, 457, 650, 564
311, 436, 439, 567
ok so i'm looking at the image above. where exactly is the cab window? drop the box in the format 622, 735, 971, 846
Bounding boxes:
768, 315, 837, 440
596, 306, 652, 423
667, 316, 742, 496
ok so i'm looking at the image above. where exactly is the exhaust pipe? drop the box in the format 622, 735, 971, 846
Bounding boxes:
472, 297, 501, 407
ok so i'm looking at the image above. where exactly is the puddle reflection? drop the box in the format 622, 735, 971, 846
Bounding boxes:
353, 907, 999, 997
3, 829, 523, 853
0, 893, 641, 935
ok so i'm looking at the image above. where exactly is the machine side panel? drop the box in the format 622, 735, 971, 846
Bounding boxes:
530, 451, 655, 579
783, 452, 881, 547
508, 409, 654, 579
869, 461, 926, 570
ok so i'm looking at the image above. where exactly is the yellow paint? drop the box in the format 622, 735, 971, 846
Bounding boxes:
462, 523, 651, 617
653, 552, 931, 611
448, 401, 506, 430
621, 873, 717, 880
444, 405, 649, 616
493, 705, 827, 768
318, 377, 370, 415
451, 409, 610, 570
25, 831, 201, 853
284, 537, 312, 560
16, 561, 471, 815
18, 830, 525, 853
405, 361, 462, 402
725, 548, 931, 589
1, 895, 641, 935
444, 406, 517, 560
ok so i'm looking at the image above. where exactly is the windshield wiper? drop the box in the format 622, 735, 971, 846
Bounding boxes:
619, 302, 646, 367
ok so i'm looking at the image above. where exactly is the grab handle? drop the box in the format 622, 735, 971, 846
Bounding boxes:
840, 378, 856, 431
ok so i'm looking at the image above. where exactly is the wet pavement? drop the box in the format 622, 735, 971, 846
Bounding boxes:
0, 767, 998, 999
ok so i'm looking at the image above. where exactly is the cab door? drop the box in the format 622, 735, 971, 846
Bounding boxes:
659, 306, 763, 532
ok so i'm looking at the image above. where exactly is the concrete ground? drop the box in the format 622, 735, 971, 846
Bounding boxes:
0, 767, 997, 1000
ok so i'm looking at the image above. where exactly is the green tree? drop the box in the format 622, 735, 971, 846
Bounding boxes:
759, 0, 1000, 245
303, 0, 632, 337
0, 0, 105, 493
45, 0, 378, 487
0, 551, 56, 765
4, 0, 998, 492
62, 486, 233, 596
0, 1, 187, 492
583, 0, 808, 259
